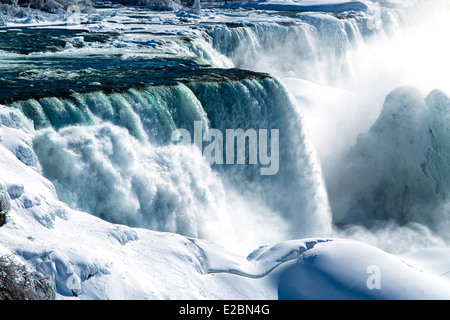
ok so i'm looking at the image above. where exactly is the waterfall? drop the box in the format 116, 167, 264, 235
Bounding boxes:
201, 8, 402, 85
10, 77, 331, 253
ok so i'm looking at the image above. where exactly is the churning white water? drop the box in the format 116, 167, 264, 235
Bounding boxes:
198, 0, 450, 253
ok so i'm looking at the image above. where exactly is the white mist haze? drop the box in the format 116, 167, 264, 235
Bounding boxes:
212, 0, 450, 253
4, 0, 450, 257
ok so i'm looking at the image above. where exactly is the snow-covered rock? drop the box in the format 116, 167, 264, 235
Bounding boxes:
0, 102, 449, 299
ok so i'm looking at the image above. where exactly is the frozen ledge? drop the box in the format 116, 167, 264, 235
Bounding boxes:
223, 0, 370, 12
190, 238, 331, 278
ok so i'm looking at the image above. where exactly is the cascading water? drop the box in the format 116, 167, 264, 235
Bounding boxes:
3, 0, 450, 256
190, 1, 450, 252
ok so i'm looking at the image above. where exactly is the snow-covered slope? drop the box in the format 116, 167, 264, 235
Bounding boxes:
1, 1, 450, 300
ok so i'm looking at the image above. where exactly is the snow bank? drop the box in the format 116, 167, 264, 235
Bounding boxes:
328, 86, 450, 240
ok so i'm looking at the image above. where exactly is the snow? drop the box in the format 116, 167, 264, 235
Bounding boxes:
0, 1, 449, 301
0, 0, 381, 32
192, 238, 329, 278
223, 0, 372, 12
